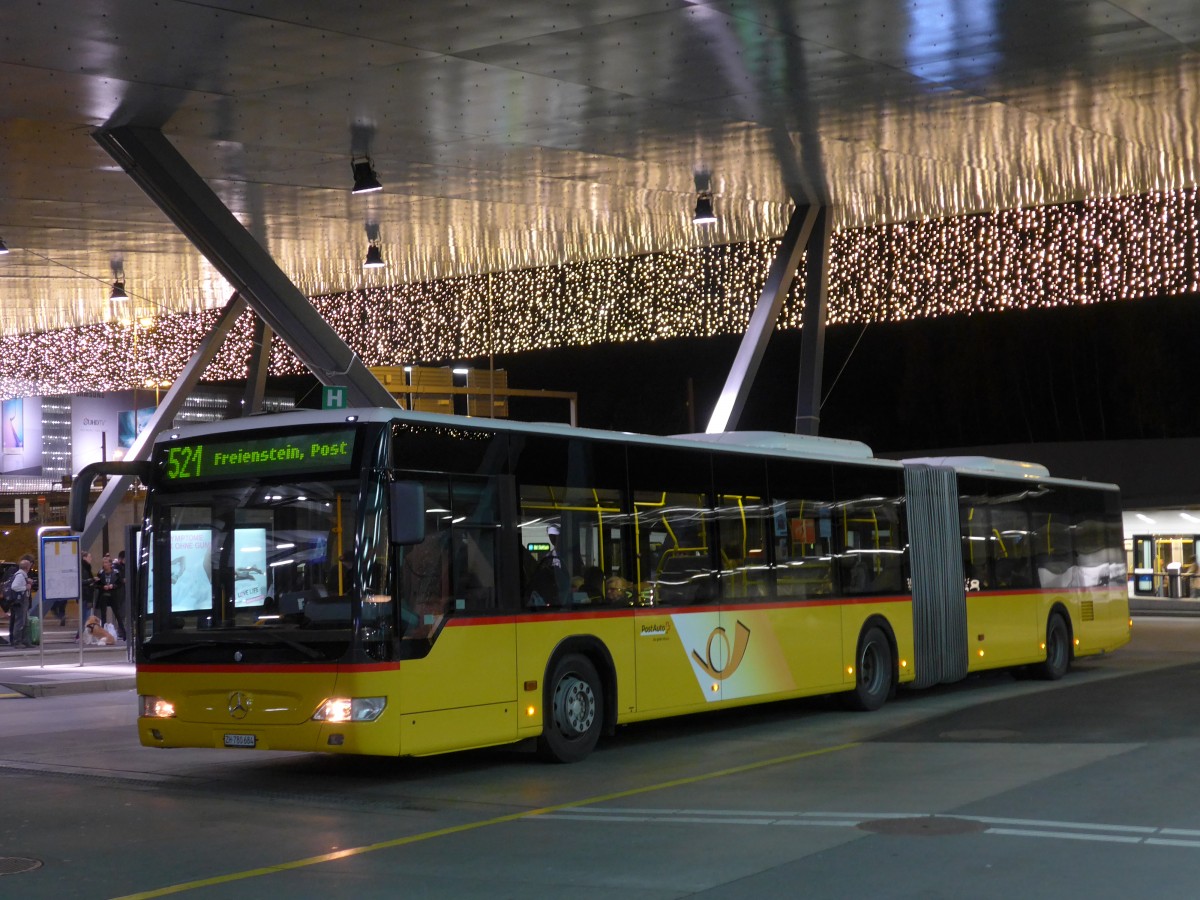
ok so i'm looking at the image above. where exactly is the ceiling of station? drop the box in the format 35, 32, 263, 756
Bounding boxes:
1, 0, 1198, 335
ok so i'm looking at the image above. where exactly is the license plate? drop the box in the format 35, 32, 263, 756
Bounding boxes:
224, 733, 256, 748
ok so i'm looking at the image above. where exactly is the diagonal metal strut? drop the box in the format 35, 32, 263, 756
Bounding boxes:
706, 204, 820, 433
92, 125, 398, 409
79, 292, 249, 547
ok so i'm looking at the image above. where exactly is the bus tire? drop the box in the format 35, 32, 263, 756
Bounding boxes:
1037, 613, 1071, 681
537, 653, 602, 763
845, 625, 893, 712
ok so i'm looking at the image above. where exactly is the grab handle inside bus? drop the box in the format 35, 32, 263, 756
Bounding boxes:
389, 481, 426, 545
69, 460, 153, 532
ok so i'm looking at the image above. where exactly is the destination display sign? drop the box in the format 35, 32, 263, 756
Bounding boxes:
157, 429, 358, 482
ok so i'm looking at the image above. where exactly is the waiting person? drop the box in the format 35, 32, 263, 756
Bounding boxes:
94, 555, 126, 641
6, 557, 34, 648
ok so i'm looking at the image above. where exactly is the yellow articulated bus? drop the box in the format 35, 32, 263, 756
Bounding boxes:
70, 409, 1130, 763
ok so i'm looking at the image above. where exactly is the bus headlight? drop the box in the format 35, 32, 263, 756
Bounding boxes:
140, 695, 176, 718
312, 697, 387, 723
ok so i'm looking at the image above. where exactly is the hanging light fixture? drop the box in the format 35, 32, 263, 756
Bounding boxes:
351, 157, 382, 194
0, 237, 9, 255
363, 244, 385, 269
108, 256, 128, 300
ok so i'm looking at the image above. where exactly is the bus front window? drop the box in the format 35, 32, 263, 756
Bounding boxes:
144, 479, 366, 661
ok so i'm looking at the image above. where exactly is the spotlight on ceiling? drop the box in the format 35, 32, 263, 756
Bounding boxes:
351, 157, 383, 195
363, 244, 385, 269
0, 237, 9, 255
109, 280, 129, 301
693, 192, 717, 225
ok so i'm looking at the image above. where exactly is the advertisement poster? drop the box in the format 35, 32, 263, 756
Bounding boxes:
169, 529, 212, 611
118, 406, 157, 449
0, 396, 41, 474
233, 528, 268, 607
3, 397, 22, 454
72, 394, 123, 472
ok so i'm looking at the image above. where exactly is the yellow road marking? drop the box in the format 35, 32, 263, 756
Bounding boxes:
111, 741, 860, 899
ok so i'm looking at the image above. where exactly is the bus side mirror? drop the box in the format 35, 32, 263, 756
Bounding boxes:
389, 481, 426, 545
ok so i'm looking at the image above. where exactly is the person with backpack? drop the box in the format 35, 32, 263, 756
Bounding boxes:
6, 557, 34, 648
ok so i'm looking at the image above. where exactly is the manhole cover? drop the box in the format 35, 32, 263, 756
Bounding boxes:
0, 857, 43, 876
858, 816, 987, 836
940, 729, 1021, 741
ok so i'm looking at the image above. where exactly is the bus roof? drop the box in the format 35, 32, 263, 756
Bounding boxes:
901, 455, 1119, 493
154, 407, 903, 470
154, 408, 1117, 490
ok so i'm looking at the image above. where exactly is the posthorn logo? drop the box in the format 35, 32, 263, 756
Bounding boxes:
691, 620, 751, 681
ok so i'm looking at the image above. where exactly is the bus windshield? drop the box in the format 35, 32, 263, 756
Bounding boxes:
141, 478, 374, 663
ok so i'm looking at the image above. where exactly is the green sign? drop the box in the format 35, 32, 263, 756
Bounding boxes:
158, 429, 357, 482
322, 386, 349, 410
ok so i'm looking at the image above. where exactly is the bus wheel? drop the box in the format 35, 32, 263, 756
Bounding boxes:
1037, 613, 1071, 681
846, 626, 892, 712
537, 653, 602, 763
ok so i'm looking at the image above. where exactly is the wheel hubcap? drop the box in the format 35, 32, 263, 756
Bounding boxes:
555, 675, 595, 736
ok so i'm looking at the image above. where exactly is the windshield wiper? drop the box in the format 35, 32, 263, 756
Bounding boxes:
145, 640, 221, 661
145, 634, 325, 661
241, 634, 325, 660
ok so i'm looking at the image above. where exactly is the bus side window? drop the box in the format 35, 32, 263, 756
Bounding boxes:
518, 482, 628, 608
716, 495, 771, 601
453, 527, 496, 609
448, 477, 501, 612
773, 502, 835, 600
635, 490, 715, 606
837, 498, 905, 596
989, 504, 1033, 589
400, 527, 451, 639
960, 503, 991, 590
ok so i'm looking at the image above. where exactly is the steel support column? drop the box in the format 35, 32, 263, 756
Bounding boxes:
80, 293, 249, 547
241, 316, 273, 416
706, 204, 819, 433
793, 206, 832, 435
92, 125, 398, 409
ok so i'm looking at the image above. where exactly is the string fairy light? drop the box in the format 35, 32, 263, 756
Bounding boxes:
2, 188, 1200, 400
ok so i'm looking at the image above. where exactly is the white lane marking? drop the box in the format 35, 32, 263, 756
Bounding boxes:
529, 807, 1200, 849
972, 815, 1157, 833
1146, 838, 1200, 848
986, 828, 1142, 843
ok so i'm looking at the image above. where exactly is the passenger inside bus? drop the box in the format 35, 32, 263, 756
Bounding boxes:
529, 524, 574, 606
579, 566, 605, 603
605, 575, 635, 605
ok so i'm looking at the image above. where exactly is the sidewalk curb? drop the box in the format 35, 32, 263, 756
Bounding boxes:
0, 673, 137, 698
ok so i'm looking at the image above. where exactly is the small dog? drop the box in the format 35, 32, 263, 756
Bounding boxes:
83, 615, 116, 646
